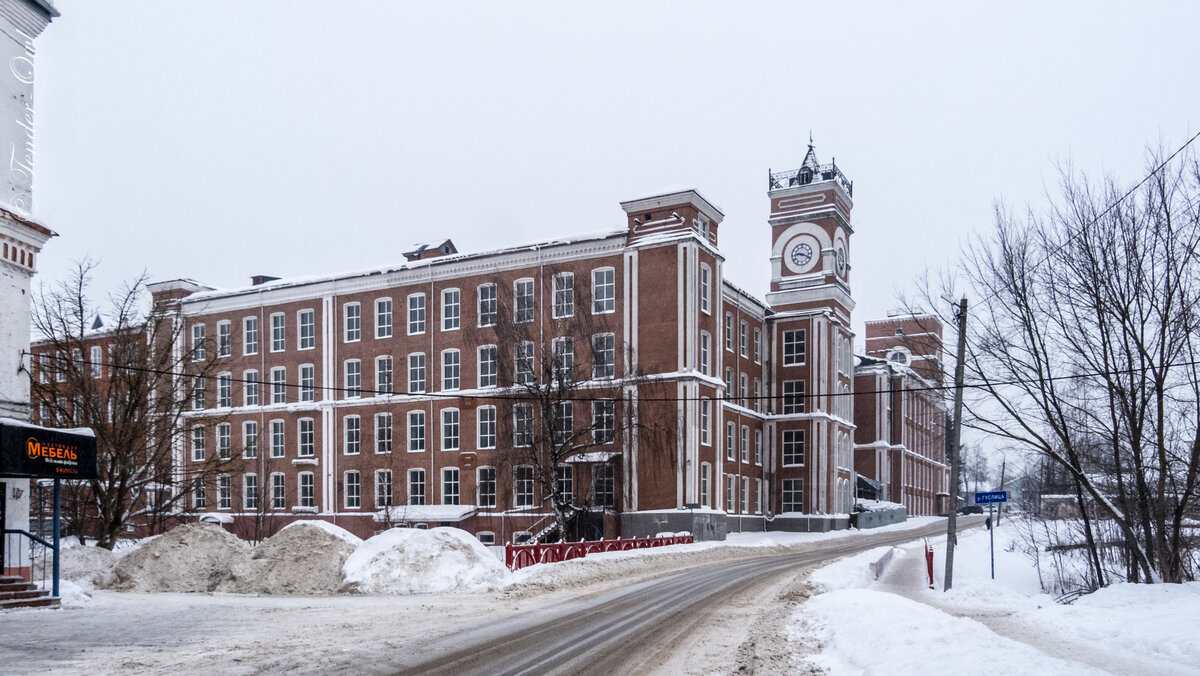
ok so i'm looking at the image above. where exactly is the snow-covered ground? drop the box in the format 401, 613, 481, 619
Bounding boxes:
795, 521, 1200, 675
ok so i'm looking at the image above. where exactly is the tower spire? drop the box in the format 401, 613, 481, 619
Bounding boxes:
801, 133, 820, 170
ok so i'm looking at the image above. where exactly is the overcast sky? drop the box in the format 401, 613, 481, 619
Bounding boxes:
29, 1, 1200, 345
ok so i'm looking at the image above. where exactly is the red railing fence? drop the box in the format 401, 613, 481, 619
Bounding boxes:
505, 534, 694, 571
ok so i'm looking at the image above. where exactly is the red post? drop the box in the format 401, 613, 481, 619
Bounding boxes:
924, 538, 935, 589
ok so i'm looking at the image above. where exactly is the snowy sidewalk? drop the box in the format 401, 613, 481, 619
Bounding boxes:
793, 523, 1200, 675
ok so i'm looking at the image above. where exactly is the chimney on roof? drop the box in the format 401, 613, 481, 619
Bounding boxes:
252, 275, 280, 286
403, 239, 457, 262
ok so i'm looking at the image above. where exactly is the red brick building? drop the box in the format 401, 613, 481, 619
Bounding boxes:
34, 143, 948, 541
853, 313, 950, 515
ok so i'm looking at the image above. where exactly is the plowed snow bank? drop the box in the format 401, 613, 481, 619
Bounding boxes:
222, 520, 361, 595
342, 527, 508, 594
109, 522, 250, 592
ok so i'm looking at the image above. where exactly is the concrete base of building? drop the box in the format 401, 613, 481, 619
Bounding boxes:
620, 510, 728, 541
766, 514, 851, 533
850, 507, 907, 529
726, 515, 768, 533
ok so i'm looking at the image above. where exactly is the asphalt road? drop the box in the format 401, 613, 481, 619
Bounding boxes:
397, 516, 984, 675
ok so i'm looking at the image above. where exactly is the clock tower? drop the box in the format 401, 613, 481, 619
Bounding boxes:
765, 139, 857, 519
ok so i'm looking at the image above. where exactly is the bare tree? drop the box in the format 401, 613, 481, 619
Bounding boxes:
29, 259, 233, 548
923, 145, 1200, 584
468, 269, 661, 542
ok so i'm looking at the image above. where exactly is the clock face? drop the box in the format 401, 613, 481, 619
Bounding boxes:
790, 243, 813, 267
836, 247, 846, 273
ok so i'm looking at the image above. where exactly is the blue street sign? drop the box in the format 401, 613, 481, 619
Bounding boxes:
974, 490, 1008, 504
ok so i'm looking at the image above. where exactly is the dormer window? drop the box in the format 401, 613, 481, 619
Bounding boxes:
888, 348, 911, 366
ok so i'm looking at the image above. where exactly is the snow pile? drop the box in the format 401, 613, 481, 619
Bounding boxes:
855, 499, 905, 512
58, 545, 118, 589
108, 522, 250, 592
341, 527, 508, 594
221, 520, 361, 595
809, 545, 898, 591
798, 588, 1099, 674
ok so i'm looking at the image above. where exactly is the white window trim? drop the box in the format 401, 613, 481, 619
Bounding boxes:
343, 302, 362, 343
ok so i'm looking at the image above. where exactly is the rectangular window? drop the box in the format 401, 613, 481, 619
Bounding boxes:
755, 429, 763, 465
726, 475, 736, 512
270, 420, 285, 458
726, 422, 736, 461
441, 408, 460, 451
344, 415, 361, 455
553, 401, 573, 445
299, 472, 315, 508
375, 356, 393, 395
478, 346, 497, 388
90, 345, 102, 379
592, 333, 615, 379
217, 373, 232, 408
754, 379, 762, 413
553, 272, 574, 318
592, 268, 615, 313
700, 265, 710, 314
375, 298, 392, 338
271, 473, 286, 510
408, 469, 426, 506
192, 478, 206, 510
298, 418, 315, 457
477, 467, 497, 508
272, 367, 287, 404
243, 421, 258, 459
783, 329, 806, 365
300, 364, 315, 402
740, 374, 749, 407
244, 474, 258, 510
375, 469, 393, 508
271, 313, 285, 352
345, 471, 361, 509
555, 465, 573, 501
478, 284, 497, 327
192, 376, 205, 410
191, 426, 205, 461
375, 412, 392, 454
700, 463, 710, 508
442, 349, 460, 390
553, 337, 574, 383
299, 309, 315, 350
783, 380, 806, 414
700, 398, 711, 446
740, 321, 748, 357
514, 279, 535, 323
741, 425, 750, 463
243, 317, 258, 355
217, 422, 231, 459
724, 367, 734, 396
699, 332, 710, 376
515, 341, 535, 385
344, 303, 361, 342
407, 293, 426, 334
442, 468, 460, 505
593, 463, 614, 507
478, 405, 497, 449
742, 476, 750, 514
217, 321, 232, 357
442, 289, 460, 331
753, 328, 761, 364
244, 370, 259, 406
345, 360, 361, 398
514, 403, 533, 447
782, 478, 804, 513
408, 410, 426, 452
783, 429, 805, 465
592, 399, 615, 444
192, 324, 206, 361
514, 466, 534, 507
408, 352, 426, 393
755, 478, 763, 514
725, 313, 734, 351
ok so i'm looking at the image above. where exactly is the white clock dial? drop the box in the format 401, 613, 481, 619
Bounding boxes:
790, 243, 813, 267
836, 247, 846, 273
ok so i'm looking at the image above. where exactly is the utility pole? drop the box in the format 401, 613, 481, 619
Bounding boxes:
944, 296, 968, 591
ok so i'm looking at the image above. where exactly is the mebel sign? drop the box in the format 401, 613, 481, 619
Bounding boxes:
0, 420, 98, 480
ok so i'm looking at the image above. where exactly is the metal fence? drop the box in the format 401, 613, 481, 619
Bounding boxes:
505, 534, 694, 571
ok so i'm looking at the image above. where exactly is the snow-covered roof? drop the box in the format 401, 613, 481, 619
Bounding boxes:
564, 451, 621, 463
0, 417, 95, 437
